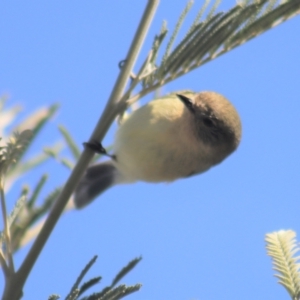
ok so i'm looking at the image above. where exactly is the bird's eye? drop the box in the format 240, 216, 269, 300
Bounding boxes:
203, 118, 214, 127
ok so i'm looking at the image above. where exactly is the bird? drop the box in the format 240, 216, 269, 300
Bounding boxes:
74, 91, 242, 208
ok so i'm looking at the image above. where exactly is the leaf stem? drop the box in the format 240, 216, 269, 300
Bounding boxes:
0, 179, 15, 277
0, 248, 9, 279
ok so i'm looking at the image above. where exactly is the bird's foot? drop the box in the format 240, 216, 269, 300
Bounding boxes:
83, 140, 116, 160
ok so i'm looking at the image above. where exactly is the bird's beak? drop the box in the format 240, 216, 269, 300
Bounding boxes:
176, 94, 195, 113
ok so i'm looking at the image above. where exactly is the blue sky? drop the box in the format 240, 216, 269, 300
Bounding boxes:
1, 1, 300, 299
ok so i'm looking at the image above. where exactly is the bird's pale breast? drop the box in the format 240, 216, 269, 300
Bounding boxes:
113, 98, 212, 182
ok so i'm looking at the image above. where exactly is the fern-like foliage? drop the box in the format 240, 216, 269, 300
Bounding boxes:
126, 0, 300, 103
51, 256, 142, 300
266, 230, 300, 299
1, 102, 60, 190
0, 95, 108, 256
10, 187, 62, 252
156, 0, 300, 83
0, 96, 76, 258
0, 130, 33, 179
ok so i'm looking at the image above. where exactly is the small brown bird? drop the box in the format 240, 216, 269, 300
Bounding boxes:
74, 91, 242, 208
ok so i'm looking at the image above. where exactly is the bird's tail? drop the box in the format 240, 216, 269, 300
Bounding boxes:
74, 160, 119, 209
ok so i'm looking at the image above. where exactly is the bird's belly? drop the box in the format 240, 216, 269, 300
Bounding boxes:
114, 126, 212, 183
113, 97, 214, 183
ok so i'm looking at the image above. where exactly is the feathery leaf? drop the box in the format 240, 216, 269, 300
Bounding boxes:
9, 104, 59, 173
0, 130, 33, 178
266, 230, 300, 299
134, 0, 299, 97
27, 174, 48, 208
66, 255, 98, 299
111, 257, 142, 287
58, 125, 81, 160
163, 0, 194, 60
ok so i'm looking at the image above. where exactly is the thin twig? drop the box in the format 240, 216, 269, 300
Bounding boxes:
121, 50, 155, 103
0, 249, 9, 279
1, 1, 159, 299
126, 81, 162, 107
0, 180, 15, 276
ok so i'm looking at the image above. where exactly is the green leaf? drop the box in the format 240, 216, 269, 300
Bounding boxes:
58, 125, 81, 160
10, 104, 59, 170
0, 130, 33, 178
266, 230, 300, 299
